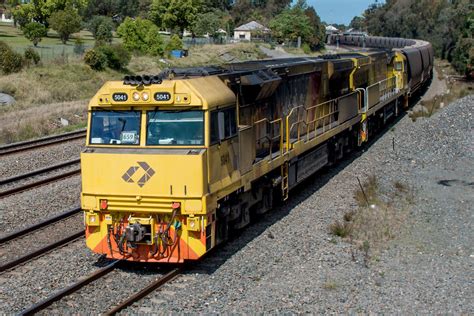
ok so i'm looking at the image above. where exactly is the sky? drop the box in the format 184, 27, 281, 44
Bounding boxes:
307, 0, 382, 25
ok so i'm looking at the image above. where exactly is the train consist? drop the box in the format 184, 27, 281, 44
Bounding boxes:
81, 37, 433, 263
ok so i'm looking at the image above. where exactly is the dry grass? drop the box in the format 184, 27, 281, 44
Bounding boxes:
0, 58, 120, 113
0, 100, 88, 143
0, 57, 120, 143
410, 60, 473, 121
329, 176, 415, 266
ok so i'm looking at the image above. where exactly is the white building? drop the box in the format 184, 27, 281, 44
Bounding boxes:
233, 21, 270, 41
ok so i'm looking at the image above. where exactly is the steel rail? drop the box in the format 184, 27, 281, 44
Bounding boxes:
0, 129, 86, 155
0, 231, 84, 273
105, 268, 182, 315
19, 260, 120, 316
0, 168, 81, 198
0, 158, 81, 186
0, 206, 82, 244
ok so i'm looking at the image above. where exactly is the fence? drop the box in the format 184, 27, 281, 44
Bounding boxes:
13, 44, 93, 61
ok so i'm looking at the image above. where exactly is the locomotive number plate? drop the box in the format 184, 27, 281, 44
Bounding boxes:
154, 92, 171, 101
113, 93, 128, 102
120, 131, 138, 144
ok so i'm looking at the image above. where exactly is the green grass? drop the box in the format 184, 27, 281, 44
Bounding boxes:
0, 22, 121, 60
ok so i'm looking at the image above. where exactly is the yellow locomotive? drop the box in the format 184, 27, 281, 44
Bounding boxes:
81, 39, 433, 263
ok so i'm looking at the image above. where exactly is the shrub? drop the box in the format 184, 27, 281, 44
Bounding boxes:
85, 44, 130, 71
0, 41, 24, 74
302, 43, 311, 54
165, 34, 183, 54
22, 22, 47, 47
329, 220, 353, 238
96, 23, 113, 44
84, 49, 107, 71
116, 17, 164, 56
48, 8, 82, 44
96, 44, 131, 70
24, 48, 41, 65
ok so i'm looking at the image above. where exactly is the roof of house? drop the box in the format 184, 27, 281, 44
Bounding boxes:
234, 21, 269, 32
326, 25, 338, 32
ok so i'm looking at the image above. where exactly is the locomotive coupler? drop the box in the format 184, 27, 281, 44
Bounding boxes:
125, 223, 146, 243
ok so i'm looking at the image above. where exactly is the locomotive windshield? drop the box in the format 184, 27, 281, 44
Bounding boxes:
146, 110, 204, 146
89, 110, 141, 145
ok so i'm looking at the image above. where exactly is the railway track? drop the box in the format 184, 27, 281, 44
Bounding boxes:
0, 207, 83, 272
19, 264, 181, 315
0, 159, 81, 198
0, 129, 86, 155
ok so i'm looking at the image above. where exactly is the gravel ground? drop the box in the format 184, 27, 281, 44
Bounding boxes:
0, 239, 103, 314
0, 213, 82, 265
121, 95, 473, 314
0, 139, 84, 179
0, 175, 81, 236
0, 163, 80, 193
40, 265, 164, 315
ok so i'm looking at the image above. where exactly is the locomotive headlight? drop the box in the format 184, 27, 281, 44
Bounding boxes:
142, 92, 149, 101
133, 92, 140, 101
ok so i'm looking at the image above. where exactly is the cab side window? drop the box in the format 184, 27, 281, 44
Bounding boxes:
210, 107, 237, 144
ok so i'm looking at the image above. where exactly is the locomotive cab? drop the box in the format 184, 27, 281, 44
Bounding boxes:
81, 76, 237, 262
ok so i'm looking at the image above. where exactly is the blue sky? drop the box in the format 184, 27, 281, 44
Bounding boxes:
307, 0, 382, 25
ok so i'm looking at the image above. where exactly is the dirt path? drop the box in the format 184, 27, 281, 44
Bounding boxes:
422, 68, 448, 101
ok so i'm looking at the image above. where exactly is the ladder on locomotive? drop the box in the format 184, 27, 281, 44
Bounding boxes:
281, 161, 289, 201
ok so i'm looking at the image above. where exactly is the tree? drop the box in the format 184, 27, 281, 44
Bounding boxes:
192, 10, 223, 38
116, 17, 164, 56
48, 8, 82, 44
22, 22, 47, 47
269, 0, 312, 44
349, 16, 365, 31
87, 15, 113, 43
230, 0, 290, 26
149, 0, 202, 35
304, 6, 325, 50
12, 0, 87, 28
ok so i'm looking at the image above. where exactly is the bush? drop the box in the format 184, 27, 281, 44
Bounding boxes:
24, 48, 41, 65
48, 8, 82, 44
116, 17, 164, 56
96, 44, 131, 70
96, 23, 113, 44
85, 44, 130, 71
0, 41, 24, 74
22, 22, 47, 47
84, 49, 107, 71
165, 34, 183, 54
302, 43, 311, 54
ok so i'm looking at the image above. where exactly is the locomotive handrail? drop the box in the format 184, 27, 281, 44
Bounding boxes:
253, 118, 284, 158
366, 76, 397, 106
285, 105, 305, 151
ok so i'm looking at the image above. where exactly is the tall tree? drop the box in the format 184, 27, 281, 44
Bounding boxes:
149, 0, 202, 35
304, 6, 325, 50
48, 7, 82, 43
269, 0, 312, 44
